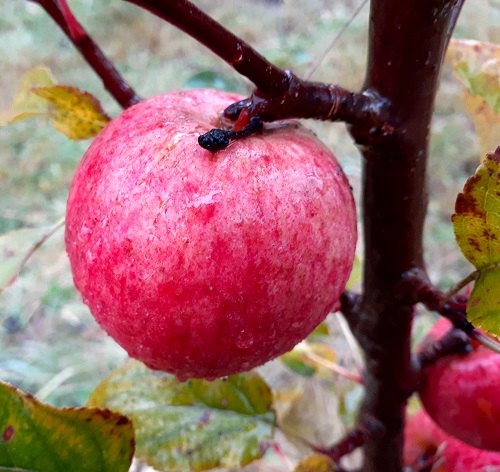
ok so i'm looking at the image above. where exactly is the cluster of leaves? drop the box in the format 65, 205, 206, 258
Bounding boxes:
449, 40, 500, 337
0, 38, 499, 472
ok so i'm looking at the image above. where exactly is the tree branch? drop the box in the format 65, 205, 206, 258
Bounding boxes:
404, 272, 500, 354
316, 418, 385, 463
123, 0, 289, 97
29, 0, 141, 109
124, 0, 389, 136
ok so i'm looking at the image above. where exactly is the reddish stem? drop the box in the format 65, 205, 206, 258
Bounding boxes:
57, 0, 85, 40
417, 327, 471, 369
29, 0, 141, 109
316, 418, 385, 463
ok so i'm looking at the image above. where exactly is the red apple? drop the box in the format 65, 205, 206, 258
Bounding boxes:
65, 89, 357, 380
404, 409, 500, 470
418, 318, 500, 451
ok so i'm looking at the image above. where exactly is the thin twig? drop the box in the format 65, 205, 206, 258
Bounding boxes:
304, 0, 369, 80
316, 418, 385, 462
0, 218, 65, 294
29, 0, 141, 109
444, 263, 500, 301
336, 313, 364, 370
468, 329, 500, 355
298, 346, 363, 384
444, 269, 480, 300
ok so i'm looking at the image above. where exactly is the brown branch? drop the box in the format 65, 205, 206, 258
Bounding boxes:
227, 74, 389, 128
124, 0, 388, 136
29, 0, 141, 109
316, 418, 385, 463
123, 0, 289, 97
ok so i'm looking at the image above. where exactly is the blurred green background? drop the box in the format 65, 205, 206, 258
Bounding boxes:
0, 0, 498, 409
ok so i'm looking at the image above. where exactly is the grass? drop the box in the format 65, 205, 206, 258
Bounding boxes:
0, 0, 497, 416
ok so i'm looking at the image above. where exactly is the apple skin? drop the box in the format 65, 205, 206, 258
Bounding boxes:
65, 89, 357, 380
418, 318, 500, 451
404, 409, 500, 470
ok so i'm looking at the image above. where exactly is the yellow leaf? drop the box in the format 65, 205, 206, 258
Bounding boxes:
294, 454, 337, 472
452, 148, 500, 269
463, 91, 500, 160
447, 40, 500, 159
0, 65, 55, 126
33, 85, 111, 140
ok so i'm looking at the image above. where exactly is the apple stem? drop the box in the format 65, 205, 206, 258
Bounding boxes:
468, 330, 500, 355
417, 328, 472, 369
29, 0, 142, 109
198, 116, 264, 152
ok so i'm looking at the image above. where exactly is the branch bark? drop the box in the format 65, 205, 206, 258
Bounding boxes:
349, 0, 462, 470
30, 0, 141, 109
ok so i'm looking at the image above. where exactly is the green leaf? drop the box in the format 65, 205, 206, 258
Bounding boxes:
467, 267, 500, 334
0, 381, 134, 472
32, 86, 110, 140
0, 66, 56, 126
453, 148, 500, 336
0, 219, 64, 294
87, 359, 276, 472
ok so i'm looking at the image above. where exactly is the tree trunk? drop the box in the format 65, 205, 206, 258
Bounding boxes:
349, 0, 463, 469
